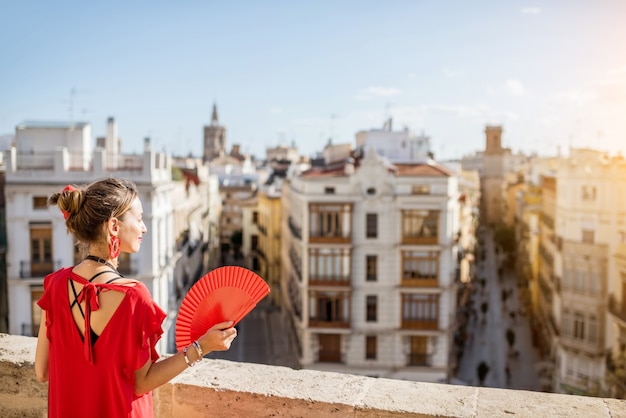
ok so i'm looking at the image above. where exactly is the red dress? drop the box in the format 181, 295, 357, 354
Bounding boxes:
38, 267, 167, 418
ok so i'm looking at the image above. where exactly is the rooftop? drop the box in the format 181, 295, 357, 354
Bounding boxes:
16, 120, 90, 130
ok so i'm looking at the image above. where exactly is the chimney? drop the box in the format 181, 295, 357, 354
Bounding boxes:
106, 117, 119, 155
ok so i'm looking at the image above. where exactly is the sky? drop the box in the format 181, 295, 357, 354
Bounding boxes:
1, 1, 625, 161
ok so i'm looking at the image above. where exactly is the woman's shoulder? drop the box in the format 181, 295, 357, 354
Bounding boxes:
44, 267, 73, 285
120, 278, 152, 300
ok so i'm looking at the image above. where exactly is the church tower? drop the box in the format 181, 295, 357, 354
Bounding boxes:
481, 125, 506, 225
203, 103, 226, 163
484, 125, 503, 155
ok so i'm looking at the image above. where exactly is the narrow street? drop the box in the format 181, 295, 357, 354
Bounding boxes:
203, 252, 296, 368
455, 226, 542, 391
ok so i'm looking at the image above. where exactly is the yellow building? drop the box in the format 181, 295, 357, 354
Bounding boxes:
257, 183, 284, 306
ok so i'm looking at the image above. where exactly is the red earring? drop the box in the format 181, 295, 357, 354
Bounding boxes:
109, 236, 120, 258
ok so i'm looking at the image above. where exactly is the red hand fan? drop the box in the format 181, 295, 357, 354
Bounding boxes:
175, 266, 270, 351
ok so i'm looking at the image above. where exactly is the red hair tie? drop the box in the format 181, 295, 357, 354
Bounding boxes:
61, 184, 77, 220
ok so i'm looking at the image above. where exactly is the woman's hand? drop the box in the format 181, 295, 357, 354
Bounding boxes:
197, 321, 237, 353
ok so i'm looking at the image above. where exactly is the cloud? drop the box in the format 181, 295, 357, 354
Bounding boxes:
355, 86, 401, 101
505, 79, 525, 96
521, 7, 542, 14
550, 67, 626, 107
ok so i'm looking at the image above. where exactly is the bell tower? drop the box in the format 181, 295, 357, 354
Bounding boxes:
203, 103, 226, 163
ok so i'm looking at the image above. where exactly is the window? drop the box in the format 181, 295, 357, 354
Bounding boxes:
402, 251, 438, 286
408, 336, 429, 366
573, 312, 585, 340
582, 185, 596, 201
582, 229, 594, 244
411, 185, 430, 195
588, 315, 598, 343
562, 310, 572, 336
309, 248, 351, 284
366, 213, 377, 238
366, 295, 377, 322
33, 196, 47, 209
252, 211, 259, 224
366, 187, 376, 195
30, 223, 53, 276
324, 187, 336, 194
402, 210, 439, 243
309, 291, 350, 327
318, 334, 341, 363
251, 235, 259, 251
30, 286, 44, 336
309, 203, 352, 241
564, 310, 599, 344
402, 294, 439, 329
366, 255, 377, 282
366, 336, 377, 360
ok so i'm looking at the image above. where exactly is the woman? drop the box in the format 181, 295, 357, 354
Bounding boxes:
35, 178, 237, 417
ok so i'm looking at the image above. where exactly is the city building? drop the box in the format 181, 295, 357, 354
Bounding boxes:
280, 127, 465, 382
524, 148, 626, 396
3, 118, 204, 354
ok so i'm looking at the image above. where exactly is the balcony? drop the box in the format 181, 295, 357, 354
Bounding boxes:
3, 333, 623, 417
309, 233, 351, 244
288, 245, 302, 281
20, 259, 62, 278
309, 274, 350, 287
308, 316, 350, 328
287, 216, 302, 240
401, 236, 438, 245
407, 353, 432, 367
401, 319, 439, 330
609, 294, 626, 325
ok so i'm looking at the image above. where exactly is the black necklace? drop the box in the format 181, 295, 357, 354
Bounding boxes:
84, 255, 118, 272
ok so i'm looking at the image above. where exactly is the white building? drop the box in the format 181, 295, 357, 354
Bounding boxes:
281, 142, 463, 382
355, 118, 431, 163
551, 149, 623, 395
5, 118, 182, 353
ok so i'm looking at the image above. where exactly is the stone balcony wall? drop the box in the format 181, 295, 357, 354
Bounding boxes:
2, 334, 625, 417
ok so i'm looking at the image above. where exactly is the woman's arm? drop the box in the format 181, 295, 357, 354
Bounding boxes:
34, 311, 49, 382
134, 321, 236, 396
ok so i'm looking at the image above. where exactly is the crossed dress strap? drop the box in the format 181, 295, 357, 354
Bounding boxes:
69, 270, 125, 363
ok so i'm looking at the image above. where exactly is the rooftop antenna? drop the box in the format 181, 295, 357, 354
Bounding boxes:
384, 102, 393, 130
67, 87, 76, 124
62, 86, 90, 124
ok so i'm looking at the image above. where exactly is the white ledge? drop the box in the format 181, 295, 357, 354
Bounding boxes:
2, 334, 625, 417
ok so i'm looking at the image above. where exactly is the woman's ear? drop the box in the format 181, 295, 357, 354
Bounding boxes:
108, 217, 120, 235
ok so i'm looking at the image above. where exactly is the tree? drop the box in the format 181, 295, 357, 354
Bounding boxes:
493, 223, 516, 256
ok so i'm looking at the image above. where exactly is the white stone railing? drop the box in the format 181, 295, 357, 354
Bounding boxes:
1, 333, 625, 417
